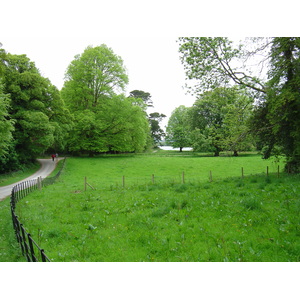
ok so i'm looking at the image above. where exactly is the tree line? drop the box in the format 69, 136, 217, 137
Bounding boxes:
0, 44, 165, 173
166, 37, 300, 173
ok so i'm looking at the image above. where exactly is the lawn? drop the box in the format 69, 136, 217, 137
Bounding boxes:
10, 152, 300, 262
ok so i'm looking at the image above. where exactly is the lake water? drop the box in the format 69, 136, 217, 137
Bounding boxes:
159, 146, 193, 151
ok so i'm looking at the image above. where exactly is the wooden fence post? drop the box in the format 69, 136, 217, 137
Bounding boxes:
123, 176, 125, 188
152, 174, 154, 184
182, 171, 185, 184
277, 165, 280, 178
241, 167, 244, 179
84, 177, 87, 191
209, 171, 213, 182
267, 166, 269, 177
38, 176, 42, 190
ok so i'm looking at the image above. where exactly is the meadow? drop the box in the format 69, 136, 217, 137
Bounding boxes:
4, 151, 300, 261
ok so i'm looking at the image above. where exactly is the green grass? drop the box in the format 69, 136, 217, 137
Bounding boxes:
9, 152, 300, 262
0, 161, 40, 187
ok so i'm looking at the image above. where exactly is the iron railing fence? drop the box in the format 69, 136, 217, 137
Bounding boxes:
10, 158, 66, 262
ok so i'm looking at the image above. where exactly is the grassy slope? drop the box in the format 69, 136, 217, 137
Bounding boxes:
12, 153, 300, 262
0, 161, 41, 187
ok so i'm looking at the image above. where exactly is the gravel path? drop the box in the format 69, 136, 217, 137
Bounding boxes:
0, 158, 64, 201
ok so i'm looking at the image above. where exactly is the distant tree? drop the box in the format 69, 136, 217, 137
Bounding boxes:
148, 112, 166, 145
62, 45, 129, 111
190, 87, 253, 156
129, 90, 153, 108
166, 105, 191, 152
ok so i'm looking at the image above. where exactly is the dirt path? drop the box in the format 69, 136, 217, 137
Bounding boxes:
0, 158, 64, 201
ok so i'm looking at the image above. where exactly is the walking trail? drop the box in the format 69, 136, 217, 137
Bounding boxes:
0, 158, 64, 201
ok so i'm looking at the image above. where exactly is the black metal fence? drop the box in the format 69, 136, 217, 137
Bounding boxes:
10, 158, 66, 262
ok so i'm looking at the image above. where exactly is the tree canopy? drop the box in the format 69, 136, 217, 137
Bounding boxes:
61, 45, 129, 111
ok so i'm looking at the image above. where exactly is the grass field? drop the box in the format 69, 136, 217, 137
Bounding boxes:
7, 151, 299, 262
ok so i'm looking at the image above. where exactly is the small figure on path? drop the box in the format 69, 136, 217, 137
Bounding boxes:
51, 154, 56, 161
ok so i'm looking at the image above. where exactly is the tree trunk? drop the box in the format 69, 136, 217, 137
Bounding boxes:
233, 150, 238, 156
179, 147, 183, 152
214, 151, 220, 157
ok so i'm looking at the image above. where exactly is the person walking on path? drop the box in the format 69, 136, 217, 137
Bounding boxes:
51, 154, 56, 161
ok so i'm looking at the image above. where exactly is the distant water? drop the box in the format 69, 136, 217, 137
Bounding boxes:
159, 146, 193, 151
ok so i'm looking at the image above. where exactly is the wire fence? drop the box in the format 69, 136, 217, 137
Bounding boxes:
10, 158, 66, 262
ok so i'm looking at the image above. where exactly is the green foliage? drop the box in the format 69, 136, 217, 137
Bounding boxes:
67, 95, 150, 155
148, 112, 166, 145
1, 52, 71, 169
0, 80, 14, 157
61, 45, 149, 154
189, 87, 254, 156
266, 38, 300, 172
62, 45, 129, 111
178, 37, 266, 95
166, 105, 191, 151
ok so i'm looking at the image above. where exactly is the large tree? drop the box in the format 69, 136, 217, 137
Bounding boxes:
61, 45, 129, 111
257, 38, 300, 172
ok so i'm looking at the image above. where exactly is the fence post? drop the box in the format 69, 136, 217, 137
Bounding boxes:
123, 176, 125, 188
20, 224, 30, 262
241, 167, 244, 179
182, 171, 185, 184
84, 177, 87, 191
28, 234, 37, 262
267, 166, 269, 177
209, 171, 213, 182
152, 174, 155, 184
37, 176, 42, 190
277, 165, 280, 178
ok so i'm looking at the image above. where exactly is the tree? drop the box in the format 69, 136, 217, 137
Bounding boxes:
61, 45, 129, 111
67, 95, 150, 155
257, 38, 300, 172
0, 80, 14, 157
178, 37, 267, 95
190, 87, 253, 156
61, 46, 149, 154
166, 105, 191, 152
1, 53, 71, 164
148, 112, 166, 146
129, 90, 153, 108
